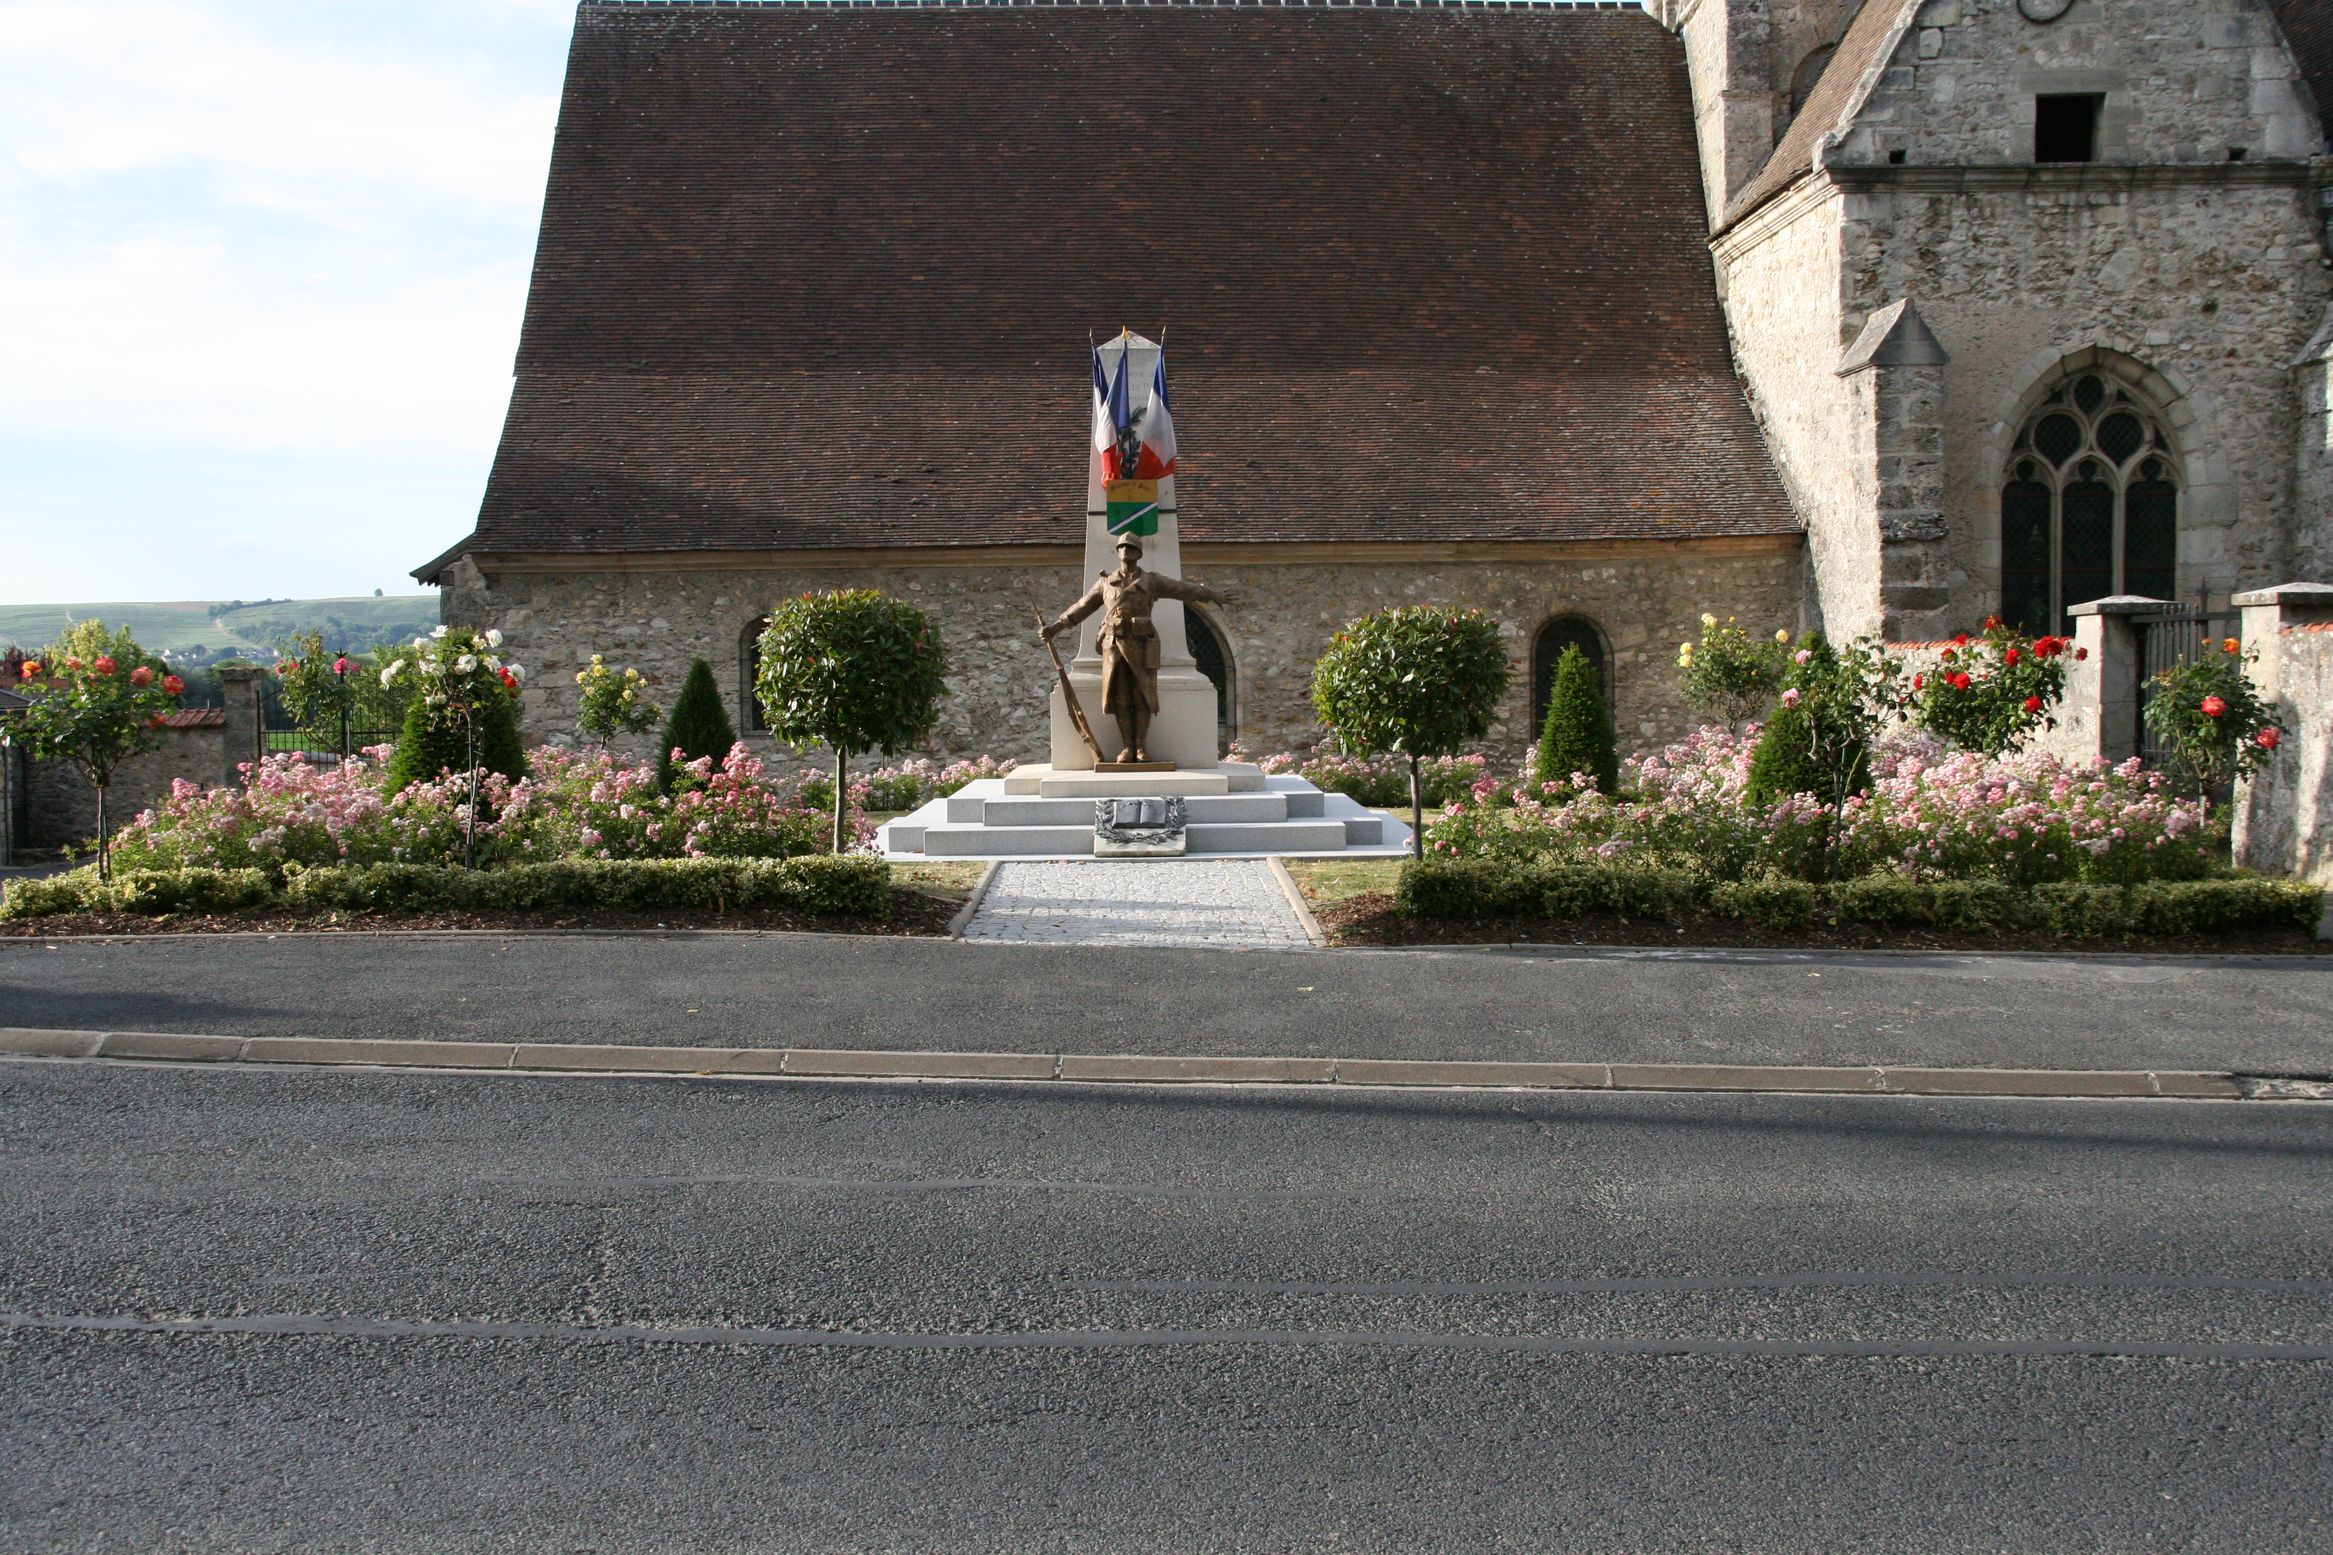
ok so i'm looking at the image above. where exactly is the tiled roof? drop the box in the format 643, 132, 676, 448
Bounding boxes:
441, 3, 1796, 572
2273, 0, 2333, 147
159, 709, 225, 730
1724, 0, 1915, 231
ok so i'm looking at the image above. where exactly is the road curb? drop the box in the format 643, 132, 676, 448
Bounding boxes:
0, 1026, 2317, 1102
945, 861, 1003, 940
1265, 858, 1328, 949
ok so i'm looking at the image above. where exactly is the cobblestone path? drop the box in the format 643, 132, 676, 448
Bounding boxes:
959, 859, 1317, 951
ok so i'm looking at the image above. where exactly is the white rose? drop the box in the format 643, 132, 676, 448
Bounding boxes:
483, 655, 501, 671
485, 629, 504, 648
431, 625, 449, 639
455, 654, 477, 673
380, 663, 401, 687
508, 664, 525, 681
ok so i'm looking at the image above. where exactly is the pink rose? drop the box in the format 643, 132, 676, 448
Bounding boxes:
2200, 695, 2227, 719
2257, 727, 2281, 751
130, 665, 153, 687
162, 674, 184, 696
92, 656, 116, 676
1780, 688, 1802, 708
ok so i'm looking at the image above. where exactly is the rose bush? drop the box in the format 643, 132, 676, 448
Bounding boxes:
107, 741, 855, 875
2142, 638, 2283, 795
1909, 620, 2070, 755
1421, 727, 2215, 887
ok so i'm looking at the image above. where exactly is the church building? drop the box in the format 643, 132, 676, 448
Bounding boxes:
419, 0, 2333, 762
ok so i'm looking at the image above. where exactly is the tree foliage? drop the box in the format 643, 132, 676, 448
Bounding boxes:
755, 590, 949, 851
1309, 606, 1509, 857
11, 621, 186, 876
1744, 633, 1888, 810
1531, 644, 1618, 795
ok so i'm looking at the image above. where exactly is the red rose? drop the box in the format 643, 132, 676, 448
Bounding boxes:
1950, 672, 1973, 691
1952, 633, 1972, 647
2005, 647, 2021, 666
2074, 647, 2089, 662
1912, 673, 1925, 691
1983, 615, 2003, 630
276, 660, 297, 676
2200, 695, 2227, 719
2257, 727, 2282, 750
92, 656, 116, 676
129, 665, 153, 687
162, 674, 184, 697
144, 714, 165, 730
2022, 695, 2041, 713
1941, 648, 1956, 663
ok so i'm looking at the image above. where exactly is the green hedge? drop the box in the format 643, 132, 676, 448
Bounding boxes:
0, 855, 890, 922
1395, 857, 2324, 940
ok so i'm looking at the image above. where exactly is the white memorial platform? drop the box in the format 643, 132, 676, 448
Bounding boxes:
878, 762, 1412, 860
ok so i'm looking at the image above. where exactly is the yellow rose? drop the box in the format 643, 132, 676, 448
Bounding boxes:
1700, 613, 1717, 629
1775, 629, 1790, 643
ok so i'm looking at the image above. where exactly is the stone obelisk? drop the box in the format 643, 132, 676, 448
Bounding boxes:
1047, 331, 1220, 771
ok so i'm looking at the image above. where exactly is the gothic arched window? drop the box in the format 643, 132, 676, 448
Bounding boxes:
1530, 615, 1611, 733
2001, 374, 2179, 635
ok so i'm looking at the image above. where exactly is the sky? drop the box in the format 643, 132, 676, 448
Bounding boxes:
1, 0, 575, 603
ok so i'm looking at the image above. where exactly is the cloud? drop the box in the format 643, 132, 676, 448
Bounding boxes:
0, 0, 563, 460
0, 0, 560, 222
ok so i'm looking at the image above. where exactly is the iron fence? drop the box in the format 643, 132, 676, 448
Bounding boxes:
2134, 585, 2240, 784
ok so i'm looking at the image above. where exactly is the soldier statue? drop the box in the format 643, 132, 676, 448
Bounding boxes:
1042, 537, 1222, 764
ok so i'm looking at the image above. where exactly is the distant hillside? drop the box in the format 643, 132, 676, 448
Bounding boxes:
0, 596, 439, 663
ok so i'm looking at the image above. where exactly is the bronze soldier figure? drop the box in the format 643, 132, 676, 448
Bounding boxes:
1042, 537, 1222, 764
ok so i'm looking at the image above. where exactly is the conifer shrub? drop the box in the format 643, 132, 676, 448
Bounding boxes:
1530, 644, 1618, 795
660, 657, 738, 788
385, 683, 526, 794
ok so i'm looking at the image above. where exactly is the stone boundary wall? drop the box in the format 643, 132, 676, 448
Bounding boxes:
26, 722, 227, 852
442, 542, 1806, 774
2233, 585, 2333, 886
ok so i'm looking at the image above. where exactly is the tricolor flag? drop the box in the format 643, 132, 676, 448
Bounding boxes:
1092, 346, 1133, 480
1133, 354, 1176, 480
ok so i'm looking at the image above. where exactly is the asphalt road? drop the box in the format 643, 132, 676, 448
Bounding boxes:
5, 930, 2332, 1074
3, 1058, 2330, 1552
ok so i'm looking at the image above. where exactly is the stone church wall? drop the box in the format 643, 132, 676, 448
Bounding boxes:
445, 542, 1803, 774
1713, 186, 1873, 634
1849, 177, 2327, 617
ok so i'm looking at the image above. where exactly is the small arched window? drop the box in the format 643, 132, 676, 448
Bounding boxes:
1530, 615, 1611, 733
739, 618, 768, 733
2001, 374, 2180, 634
1783, 46, 1835, 131
1185, 608, 1236, 756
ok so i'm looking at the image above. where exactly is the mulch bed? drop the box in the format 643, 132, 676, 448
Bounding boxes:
0, 886, 958, 939
1315, 892, 2333, 956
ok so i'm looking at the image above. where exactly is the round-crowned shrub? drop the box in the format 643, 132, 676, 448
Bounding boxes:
756, 590, 948, 853
1311, 606, 1509, 857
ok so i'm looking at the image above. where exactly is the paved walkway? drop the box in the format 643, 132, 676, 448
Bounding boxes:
960, 859, 1316, 950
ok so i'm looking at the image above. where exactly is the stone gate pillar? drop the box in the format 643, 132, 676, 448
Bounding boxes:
1837, 299, 1952, 643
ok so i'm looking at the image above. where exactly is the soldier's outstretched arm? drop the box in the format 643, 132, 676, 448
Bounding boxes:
1151, 574, 1224, 607
1043, 581, 1106, 640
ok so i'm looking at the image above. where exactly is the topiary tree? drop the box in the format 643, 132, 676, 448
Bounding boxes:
1530, 644, 1618, 795
755, 590, 949, 852
1309, 606, 1509, 858
11, 621, 186, 878
378, 625, 529, 865
384, 681, 526, 792
659, 658, 737, 789
1744, 634, 1898, 879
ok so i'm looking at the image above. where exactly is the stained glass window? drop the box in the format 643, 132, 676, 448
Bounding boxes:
1999, 376, 2180, 634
